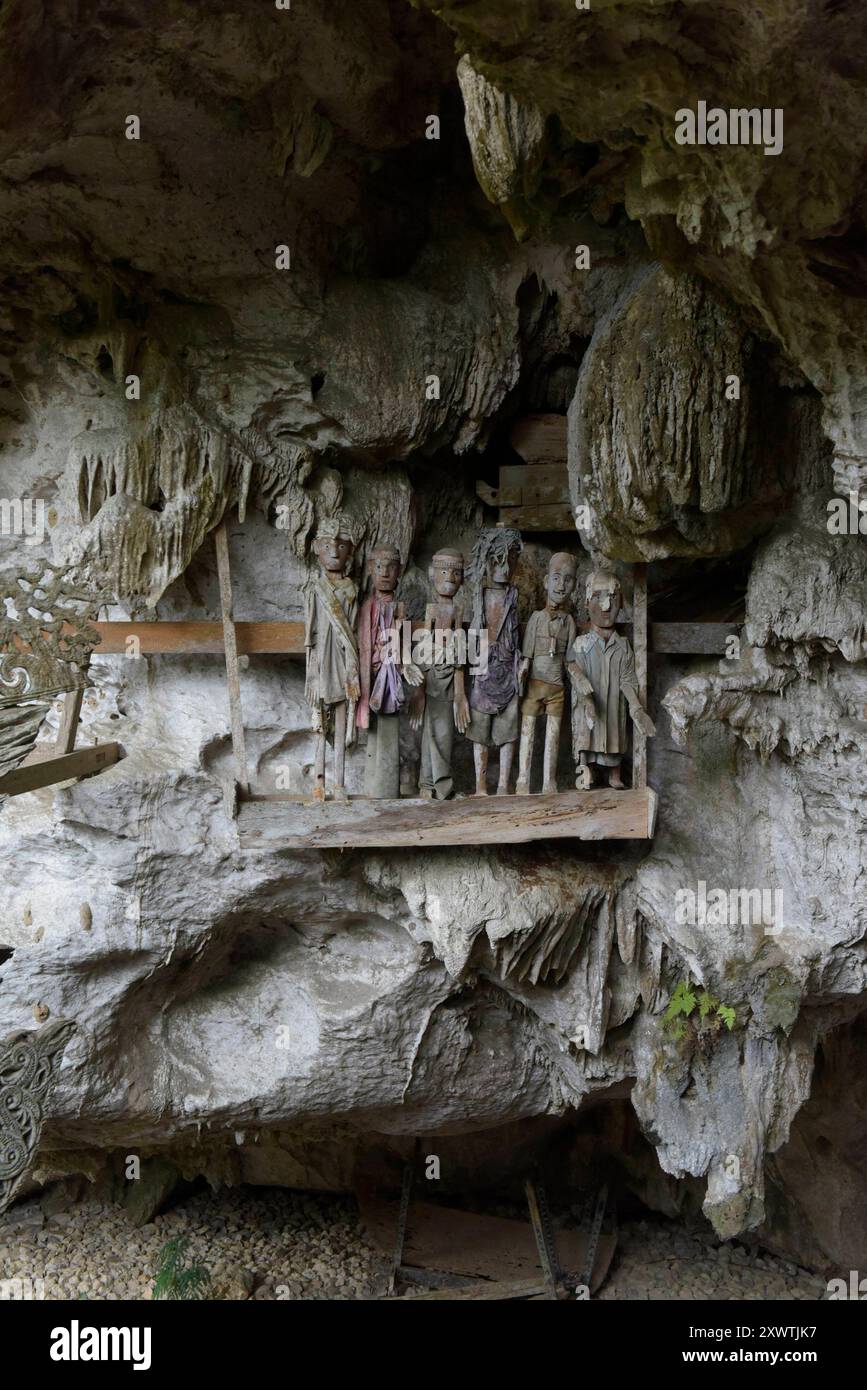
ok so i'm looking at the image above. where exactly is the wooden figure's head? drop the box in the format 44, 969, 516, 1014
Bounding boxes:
585, 570, 622, 630
429, 548, 464, 599
313, 518, 355, 575
368, 544, 401, 596
546, 552, 578, 609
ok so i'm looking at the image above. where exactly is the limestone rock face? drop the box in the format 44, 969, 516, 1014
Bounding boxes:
419, 0, 867, 497
0, 0, 864, 1272
457, 54, 547, 240
567, 267, 804, 559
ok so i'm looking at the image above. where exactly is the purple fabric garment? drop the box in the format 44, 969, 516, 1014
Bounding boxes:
369, 597, 404, 715
469, 585, 519, 715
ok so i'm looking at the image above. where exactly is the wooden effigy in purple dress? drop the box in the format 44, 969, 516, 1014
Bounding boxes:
356, 544, 422, 798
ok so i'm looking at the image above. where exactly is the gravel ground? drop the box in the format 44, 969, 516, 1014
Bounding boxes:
0, 1187, 828, 1301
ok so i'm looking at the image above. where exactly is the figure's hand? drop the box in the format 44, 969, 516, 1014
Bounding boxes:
518, 657, 530, 692
403, 662, 424, 688
583, 696, 596, 729
632, 706, 656, 737
347, 679, 361, 702
454, 694, 471, 735
408, 686, 425, 731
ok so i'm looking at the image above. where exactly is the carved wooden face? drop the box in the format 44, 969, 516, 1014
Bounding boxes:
369, 549, 401, 595
430, 553, 464, 598
587, 581, 621, 630
545, 554, 577, 607
485, 545, 519, 587
314, 534, 353, 574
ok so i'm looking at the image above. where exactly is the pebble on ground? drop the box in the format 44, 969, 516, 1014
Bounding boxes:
0, 1187, 829, 1301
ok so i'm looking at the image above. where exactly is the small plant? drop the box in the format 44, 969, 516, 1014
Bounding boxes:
663, 980, 736, 1042
152, 1236, 211, 1301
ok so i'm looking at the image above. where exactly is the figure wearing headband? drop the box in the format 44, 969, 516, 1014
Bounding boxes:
304, 515, 360, 801
356, 543, 422, 798
516, 552, 578, 795
567, 570, 655, 790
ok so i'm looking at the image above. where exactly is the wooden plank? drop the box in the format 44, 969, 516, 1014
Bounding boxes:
360, 1192, 615, 1293
55, 687, 83, 755
632, 563, 647, 790
475, 480, 500, 507
92, 620, 304, 655
509, 414, 567, 467
499, 464, 569, 507
89, 619, 739, 659
214, 522, 249, 795
0, 742, 120, 798
650, 621, 739, 655
237, 787, 654, 850
498, 503, 575, 531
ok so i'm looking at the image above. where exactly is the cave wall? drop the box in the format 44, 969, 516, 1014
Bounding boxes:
0, 0, 864, 1270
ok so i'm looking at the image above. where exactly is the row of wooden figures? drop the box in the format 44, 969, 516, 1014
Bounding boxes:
305, 519, 655, 801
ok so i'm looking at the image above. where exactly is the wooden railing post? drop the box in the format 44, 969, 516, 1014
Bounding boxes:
214, 520, 249, 795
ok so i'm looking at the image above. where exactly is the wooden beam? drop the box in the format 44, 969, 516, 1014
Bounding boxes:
0, 743, 120, 798
237, 787, 655, 850
497, 503, 575, 531
214, 522, 249, 795
632, 563, 648, 790
509, 414, 567, 467
55, 687, 84, 755
89, 619, 741, 660
92, 620, 304, 655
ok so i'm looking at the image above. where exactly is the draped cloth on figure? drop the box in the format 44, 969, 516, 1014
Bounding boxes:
357, 593, 404, 797
356, 595, 404, 730
568, 629, 638, 765
467, 584, 520, 746
418, 600, 464, 800
304, 570, 359, 743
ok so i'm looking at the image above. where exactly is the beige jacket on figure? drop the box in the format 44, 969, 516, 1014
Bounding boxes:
568, 629, 642, 757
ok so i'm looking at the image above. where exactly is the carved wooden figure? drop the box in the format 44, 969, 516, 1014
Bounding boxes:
568, 571, 656, 790
304, 517, 360, 801
466, 527, 523, 796
357, 544, 422, 798
516, 552, 578, 795
409, 548, 470, 800
0, 1020, 76, 1214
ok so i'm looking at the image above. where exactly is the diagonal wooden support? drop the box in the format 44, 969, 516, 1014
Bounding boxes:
214, 521, 249, 795
55, 687, 84, 755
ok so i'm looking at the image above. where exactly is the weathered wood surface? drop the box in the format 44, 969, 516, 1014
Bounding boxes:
237, 787, 656, 849
55, 687, 83, 755
509, 413, 567, 467
214, 522, 249, 795
632, 563, 648, 790
90, 619, 739, 658
361, 1192, 616, 1293
498, 463, 569, 505
496, 502, 575, 531
92, 620, 304, 654
0, 742, 120, 797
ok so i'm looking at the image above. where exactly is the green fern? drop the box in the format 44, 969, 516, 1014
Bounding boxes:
152, 1236, 211, 1301
663, 980, 737, 1040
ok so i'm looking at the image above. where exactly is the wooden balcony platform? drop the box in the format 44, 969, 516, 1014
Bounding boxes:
236, 786, 657, 851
